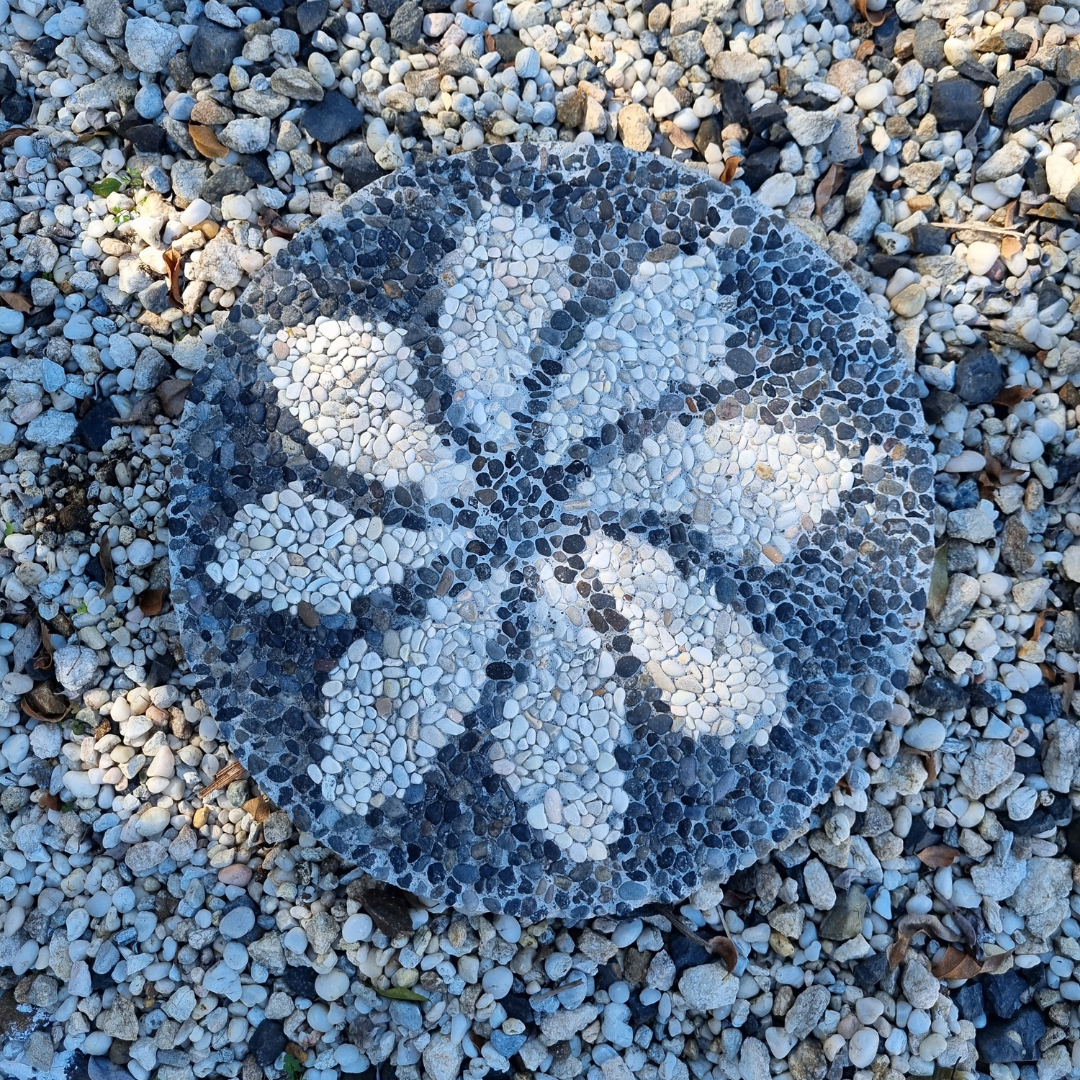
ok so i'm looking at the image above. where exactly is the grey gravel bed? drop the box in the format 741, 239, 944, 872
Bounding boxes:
2, 0, 1080, 1078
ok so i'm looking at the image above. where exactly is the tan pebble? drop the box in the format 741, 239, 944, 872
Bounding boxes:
297, 601, 320, 628
762, 544, 783, 564
218, 863, 253, 887
890, 282, 926, 318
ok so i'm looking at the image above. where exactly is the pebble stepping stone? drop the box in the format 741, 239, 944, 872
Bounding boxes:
170, 144, 933, 919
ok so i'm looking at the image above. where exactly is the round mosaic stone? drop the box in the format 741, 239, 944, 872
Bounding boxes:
169, 144, 935, 920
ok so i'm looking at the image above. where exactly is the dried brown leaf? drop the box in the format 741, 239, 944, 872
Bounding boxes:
0, 290, 31, 313
660, 120, 696, 151
927, 544, 948, 622
0, 127, 32, 149
243, 793, 276, 822
37, 617, 54, 664
940, 900, 980, 950
20, 682, 70, 723
931, 945, 982, 981
917, 845, 960, 868
815, 163, 845, 218
980, 446, 1026, 490
854, 0, 890, 25
115, 394, 160, 426
995, 384, 1037, 408
854, 40, 875, 61
189, 124, 230, 160
719, 156, 742, 185
907, 746, 939, 783
707, 935, 739, 972
138, 587, 168, 616
162, 248, 183, 304
887, 934, 910, 969
1001, 235, 1022, 260
98, 529, 115, 595
157, 379, 191, 419
896, 912, 961, 944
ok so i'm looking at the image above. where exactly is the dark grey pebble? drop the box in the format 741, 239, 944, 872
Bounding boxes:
301, 90, 364, 144
953, 344, 1003, 404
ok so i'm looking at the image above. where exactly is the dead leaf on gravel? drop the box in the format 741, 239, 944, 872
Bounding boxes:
21, 682, 70, 722
897, 913, 961, 944
815, 163, 845, 218
931, 946, 983, 981
1001, 235, 1022, 260
917, 845, 960, 868
855, 40, 875, 61
162, 249, 183, 303
932, 946, 1013, 980
189, 124, 229, 160
115, 394, 160, 426
34, 617, 54, 672
707, 935, 739, 972
994, 384, 1037, 408
0, 290, 31, 313
927, 544, 948, 622
908, 747, 938, 783
979, 447, 1025, 492
887, 935, 911, 968
157, 379, 191, 419
719, 157, 742, 185
138, 587, 168, 616
660, 121, 695, 151
0, 127, 32, 149
98, 529, 115, 595
854, 0, 890, 25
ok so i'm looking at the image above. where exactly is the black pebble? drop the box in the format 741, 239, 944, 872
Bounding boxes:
953, 344, 1003, 404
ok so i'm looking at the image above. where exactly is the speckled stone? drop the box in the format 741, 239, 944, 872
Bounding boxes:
170, 145, 933, 919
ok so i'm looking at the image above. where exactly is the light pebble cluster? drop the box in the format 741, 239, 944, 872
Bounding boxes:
219, 198, 871, 840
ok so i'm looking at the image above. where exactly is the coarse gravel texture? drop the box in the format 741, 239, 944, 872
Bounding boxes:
3, 0, 1080, 1078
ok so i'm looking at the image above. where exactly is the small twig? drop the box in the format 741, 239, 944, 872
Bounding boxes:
925, 221, 1025, 236
198, 759, 246, 800
716, 902, 734, 943
655, 904, 713, 949
531, 979, 584, 1003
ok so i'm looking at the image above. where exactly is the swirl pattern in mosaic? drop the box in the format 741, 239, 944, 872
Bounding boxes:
170, 144, 934, 920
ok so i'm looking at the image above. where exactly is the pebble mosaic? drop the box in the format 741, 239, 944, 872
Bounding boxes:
170, 144, 934, 919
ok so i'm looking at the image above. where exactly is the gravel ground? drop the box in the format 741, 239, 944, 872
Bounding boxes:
3, 0, 1080, 1078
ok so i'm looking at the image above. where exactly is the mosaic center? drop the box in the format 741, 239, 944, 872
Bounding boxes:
170, 144, 934, 919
